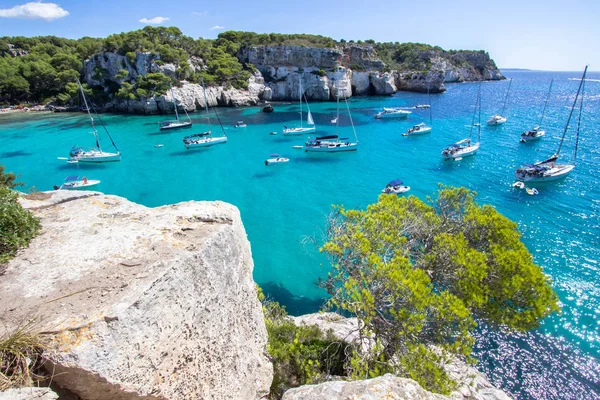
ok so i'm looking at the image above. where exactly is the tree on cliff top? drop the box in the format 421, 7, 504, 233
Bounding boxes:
319, 185, 559, 393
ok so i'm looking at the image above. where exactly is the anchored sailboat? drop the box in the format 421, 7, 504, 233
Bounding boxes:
404, 83, 432, 136
515, 66, 587, 183
283, 79, 316, 135
159, 84, 193, 131
305, 85, 358, 152
67, 80, 121, 163
442, 83, 481, 160
183, 79, 227, 149
521, 79, 553, 142
487, 78, 512, 125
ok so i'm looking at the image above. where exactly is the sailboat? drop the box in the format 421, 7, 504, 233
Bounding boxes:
283, 79, 316, 135
515, 66, 587, 183
183, 79, 227, 149
158, 84, 192, 131
442, 83, 481, 160
521, 79, 553, 142
487, 78, 512, 125
305, 85, 358, 152
404, 83, 432, 136
67, 80, 121, 163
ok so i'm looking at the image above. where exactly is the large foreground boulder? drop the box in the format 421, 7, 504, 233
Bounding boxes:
0, 388, 58, 400
1, 191, 272, 400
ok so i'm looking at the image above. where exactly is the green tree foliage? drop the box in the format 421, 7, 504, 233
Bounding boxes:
0, 166, 41, 263
319, 186, 559, 393
258, 286, 347, 399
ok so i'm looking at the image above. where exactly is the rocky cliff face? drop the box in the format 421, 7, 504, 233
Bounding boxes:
2, 191, 272, 400
82, 43, 503, 113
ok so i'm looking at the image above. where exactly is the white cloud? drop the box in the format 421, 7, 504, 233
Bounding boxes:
210, 25, 225, 30
139, 16, 169, 24
0, 1, 69, 21
192, 11, 207, 16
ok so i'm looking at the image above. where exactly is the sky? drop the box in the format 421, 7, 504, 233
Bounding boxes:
0, 0, 598, 71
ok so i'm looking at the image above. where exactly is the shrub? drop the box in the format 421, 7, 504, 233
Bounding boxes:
0, 186, 41, 263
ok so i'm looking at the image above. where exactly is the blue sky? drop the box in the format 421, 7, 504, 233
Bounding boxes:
0, 0, 597, 71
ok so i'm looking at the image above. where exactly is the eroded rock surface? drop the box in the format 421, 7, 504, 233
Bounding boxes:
1, 191, 272, 400
0, 388, 58, 400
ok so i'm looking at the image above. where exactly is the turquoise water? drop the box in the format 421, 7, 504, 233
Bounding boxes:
1, 70, 599, 399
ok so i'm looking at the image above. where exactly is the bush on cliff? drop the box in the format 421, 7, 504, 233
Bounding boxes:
258, 287, 348, 399
0, 166, 40, 264
319, 185, 559, 393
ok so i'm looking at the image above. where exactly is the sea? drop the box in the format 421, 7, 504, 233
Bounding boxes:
1, 70, 599, 399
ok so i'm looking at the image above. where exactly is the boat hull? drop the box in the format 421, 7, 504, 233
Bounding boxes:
283, 127, 316, 136
487, 117, 507, 126
520, 130, 545, 142
75, 153, 121, 163
375, 111, 411, 119
159, 122, 193, 131
59, 180, 101, 190
305, 143, 358, 152
442, 144, 479, 160
184, 137, 227, 149
515, 164, 574, 182
404, 126, 432, 136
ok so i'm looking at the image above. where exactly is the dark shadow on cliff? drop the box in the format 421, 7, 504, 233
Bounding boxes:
260, 281, 327, 316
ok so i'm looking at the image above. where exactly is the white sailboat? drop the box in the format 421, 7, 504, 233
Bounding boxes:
183, 78, 227, 149
515, 66, 587, 183
159, 84, 193, 131
487, 78, 512, 125
283, 79, 315, 135
67, 80, 121, 163
521, 79, 553, 142
375, 108, 411, 119
305, 85, 358, 153
404, 84, 432, 136
442, 84, 481, 160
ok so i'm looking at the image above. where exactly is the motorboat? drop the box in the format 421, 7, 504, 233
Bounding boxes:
159, 84, 193, 131
55, 175, 100, 190
283, 79, 315, 135
515, 67, 588, 183
65, 80, 121, 163
382, 179, 410, 194
270, 131, 278, 135
520, 126, 546, 142
403, 122, 431, 136
487, 114, 507, 125
521, 80, 553, 143
183, 132, 227, 149
234, 121, 247, 128
415, 104, 430, 109
265, 154, 289, 165
375, 108, 411, 119
292, 145, 303, 149
487, 78, 512, 126
183, 78, 227, 149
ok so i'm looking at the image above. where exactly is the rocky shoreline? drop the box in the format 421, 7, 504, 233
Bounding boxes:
84, 44, 503, 115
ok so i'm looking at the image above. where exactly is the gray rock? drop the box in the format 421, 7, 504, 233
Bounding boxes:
0, 388, 58, 400
351, 71, 372, 95
3, 191, 273, 400
370, 72, 397, 95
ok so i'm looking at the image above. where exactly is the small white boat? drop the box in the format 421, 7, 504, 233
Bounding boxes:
375, 108, 411, 119
304, 135, 358, 152
234, 121, 247, 128
512, 181, 525, 189
265, 154, 289, 165
283, 79, 316, 135
526, 187, 539, 196
382, 179, 410, 194
154, 144, 164, 148
520, 127, 546, 142
159, 84, 193, 131
487, 114, 507, 125
331, 117, 338, 124
415, 104, 430, 109
292, 145, 303, 149
183, 132, 227, 149
403, 122, 432, 136
270, 131, 278, 135
56, 176, 100, 190
443, 83, 481, 160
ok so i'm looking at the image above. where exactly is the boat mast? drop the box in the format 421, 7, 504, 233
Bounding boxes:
468, 85, 478, 141
201, 78, 212, 130
427, 80, 432, 126
501, 78, 512, 117
477, 83, 482, 142
299, 79, 303, 128
344, 89, 358, 144
335, 82, 340, 137
573, 72, 586, 164
77, 78, 101, 151
557, 66, 588, 157
539, 79, 554, 128
170, 84, 180, 122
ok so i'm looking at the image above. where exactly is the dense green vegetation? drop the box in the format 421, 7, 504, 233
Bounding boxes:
0, 27, 495, 105
318, 186, 559, 393
0, 165, 41, 264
